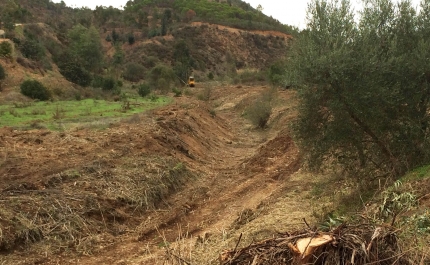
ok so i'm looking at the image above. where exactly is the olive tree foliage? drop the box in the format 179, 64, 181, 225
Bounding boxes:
287, 0, 430, 178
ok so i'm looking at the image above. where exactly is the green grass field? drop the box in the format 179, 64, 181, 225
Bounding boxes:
0, 96, 171, 130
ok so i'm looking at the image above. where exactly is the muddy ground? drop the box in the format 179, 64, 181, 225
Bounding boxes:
0, 84, 317, 264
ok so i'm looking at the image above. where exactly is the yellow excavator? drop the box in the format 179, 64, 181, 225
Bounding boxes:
187, 76, 195, 87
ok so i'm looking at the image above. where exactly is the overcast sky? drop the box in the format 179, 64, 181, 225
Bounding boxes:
52, 0, 423, 29
246, 0, 422, 28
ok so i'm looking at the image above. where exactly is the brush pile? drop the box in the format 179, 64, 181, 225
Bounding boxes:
220, 223, 410, 265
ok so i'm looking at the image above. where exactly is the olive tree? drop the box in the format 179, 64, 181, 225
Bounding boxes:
287, 0, 430, 178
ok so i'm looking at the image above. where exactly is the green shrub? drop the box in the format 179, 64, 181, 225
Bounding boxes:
102, 76, 116, 90
74, 93, 82, 101
43, 38, 63, 59
0, 64, 5, 91
12, 38, 21, 45
24, 24, 44, 38
156, 78, 169, 92
232, 76, 241, 85
172, 87, 182, 97
123, 62, 145, 82
138, 83, 151, 97
111, 30, 120, 43
147, 29, 159, 38
91, 75, 104, 88
67, 25, 104, 72
245, 89, 275, 128
209, 109, 216, 117
56, 52, 92, 87
149, 64, 176, 92
142, 56, 158, 68
20, 80, 51, 101
0, 42, 13, 58
207, 72, 214, 80
112, 88, 122, 95
268, 60, 286, 86
238, 69, 266, 84
92, 76, 121, 90
128, 34, 135, 45
20, 39, 45, 60
183, 87, 194, 96
59, 61, 92, 87
0, 64, 5, 80
197, 86, 211, 101
40, 57, 52, 71
149, 94, 159, 102
113, 44, 124, 65
246, 100, 271, 128
9, 108, 19, 117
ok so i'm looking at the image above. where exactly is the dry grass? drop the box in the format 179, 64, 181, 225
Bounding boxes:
197, 84, 212, 101
154, 169, 430, 265
0, 156, 194, 255
153, 171, 317, 265
244, 88, 277, 128
92, 158, 192, 210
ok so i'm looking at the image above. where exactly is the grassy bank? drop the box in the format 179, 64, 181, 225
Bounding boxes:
0, 96, 171, 130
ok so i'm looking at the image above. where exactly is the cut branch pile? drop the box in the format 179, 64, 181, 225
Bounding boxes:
220, 223, 410, 265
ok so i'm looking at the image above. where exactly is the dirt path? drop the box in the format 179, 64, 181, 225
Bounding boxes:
0, 85, 314, 265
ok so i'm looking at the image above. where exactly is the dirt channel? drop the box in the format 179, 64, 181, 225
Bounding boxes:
0, 85, 315, 264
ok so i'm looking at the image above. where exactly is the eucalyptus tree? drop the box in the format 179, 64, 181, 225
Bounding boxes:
67, 24, 104, 73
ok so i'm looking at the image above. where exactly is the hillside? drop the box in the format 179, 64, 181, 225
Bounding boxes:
0, 0, 294, 100
2, 1, 430, 264
114, 22, 291, 77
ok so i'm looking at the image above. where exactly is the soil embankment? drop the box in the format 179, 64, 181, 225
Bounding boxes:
0, 85, 314, 264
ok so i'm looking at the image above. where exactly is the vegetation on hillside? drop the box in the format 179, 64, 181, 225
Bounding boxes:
124, 0, 296, 34
287, 0, 430, 179
0, 0, 292, 97
0, 0, 31, 35
66, 24, 104, 72
0, 42, 13, 58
